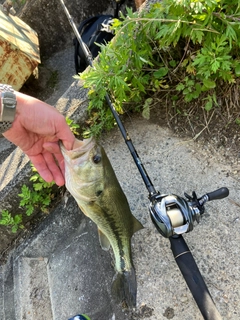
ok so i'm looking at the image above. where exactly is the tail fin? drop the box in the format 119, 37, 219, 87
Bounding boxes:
111, 267, 137, 307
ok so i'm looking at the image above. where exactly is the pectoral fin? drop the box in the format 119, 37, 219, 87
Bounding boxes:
98, 228, 111, 251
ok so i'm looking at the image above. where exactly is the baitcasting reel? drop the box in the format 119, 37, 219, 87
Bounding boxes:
149, 187, 229, 238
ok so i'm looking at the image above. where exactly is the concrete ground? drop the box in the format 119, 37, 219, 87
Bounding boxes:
1, 45, 240, 320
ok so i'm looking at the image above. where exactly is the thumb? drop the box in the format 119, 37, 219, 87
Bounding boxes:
61, 138, 74, 151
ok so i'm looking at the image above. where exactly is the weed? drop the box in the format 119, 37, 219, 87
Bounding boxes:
76, 0, 240, 136
18, 165, 55, 216
0, 210, 24, 234
0, 166, 55, 233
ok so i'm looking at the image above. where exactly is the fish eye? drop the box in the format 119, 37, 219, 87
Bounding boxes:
92, 154, 101, 164
96, 190, 103, 197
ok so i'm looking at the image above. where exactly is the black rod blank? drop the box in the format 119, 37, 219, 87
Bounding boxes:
170, 236, 222, 320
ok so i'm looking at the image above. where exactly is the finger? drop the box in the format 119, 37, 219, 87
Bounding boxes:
28, 154, 54, 183
61, 138, 74, 151
43, 142, 65, 177
55, 118, 75, 150
43, 141, 62, 154
42, 152, 65, 186
54, 152, 65, 178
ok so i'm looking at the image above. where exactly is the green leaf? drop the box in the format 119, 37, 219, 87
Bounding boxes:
11, 225, 18, 233
191, 30, 204, 44
185, 93, 194, 102
33, 183, 43, 191
153, 67, 169, 78
236, 118, 240, 125
186, 79, 195, 87
195, 83, 202, 94
171, 95, 179, 101
183, 87, 191, 94
139, 56, 154, 66
176, 83, 185, 91
211, 60, 220, 73
169, 60, 177, 67
13, 214, 22, 224
205, 99, 213, 111
42, 197, 51, 206
203, 79, 216, 89
26, 206, 34, 216
0, 219, 9, 226
18, 185, 30, 198
30, 174, 39, 182
226, 25, 237, 43
142, 98, 152, 120
235, 64, 240, 76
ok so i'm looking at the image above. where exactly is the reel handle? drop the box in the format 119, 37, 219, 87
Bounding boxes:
206, 187, 229, 201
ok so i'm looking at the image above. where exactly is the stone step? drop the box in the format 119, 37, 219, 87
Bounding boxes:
3, 197, 127, 320
0, 138, 16, 166
15, 257, 53, 319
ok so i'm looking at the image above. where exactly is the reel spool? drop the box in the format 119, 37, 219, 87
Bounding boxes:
167, 208, 184, 227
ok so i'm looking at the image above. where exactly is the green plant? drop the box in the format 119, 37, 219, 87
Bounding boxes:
18, 166, 55, 216
176, 77, 202, 103
77, 0, 240, 135
236, 118, 240, 126
0, 165, 56, 233
0, 210, 23, 233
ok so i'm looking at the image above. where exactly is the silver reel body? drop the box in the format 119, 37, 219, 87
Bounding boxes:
149, 193, 202, 238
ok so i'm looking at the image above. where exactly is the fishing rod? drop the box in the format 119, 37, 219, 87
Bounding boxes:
59, 0, 156, 197
59, 1, 229, 319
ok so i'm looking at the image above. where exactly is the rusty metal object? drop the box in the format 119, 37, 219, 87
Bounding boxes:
0, 9, 40, 90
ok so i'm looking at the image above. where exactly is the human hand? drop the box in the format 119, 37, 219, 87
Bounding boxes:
3, 92, 75, 186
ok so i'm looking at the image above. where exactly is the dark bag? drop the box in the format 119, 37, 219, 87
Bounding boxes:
73, 14, 114, 74
73, 1, 126, 74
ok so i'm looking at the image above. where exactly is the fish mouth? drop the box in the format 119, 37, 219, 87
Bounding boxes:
60, 137, 95, 161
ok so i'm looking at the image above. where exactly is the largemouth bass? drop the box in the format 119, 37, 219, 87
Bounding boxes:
60, 137, 143, 307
